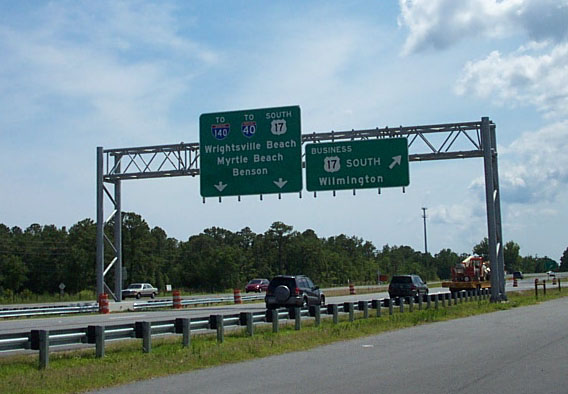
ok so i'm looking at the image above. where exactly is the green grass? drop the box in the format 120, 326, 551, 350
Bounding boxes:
1, 290, 566, 394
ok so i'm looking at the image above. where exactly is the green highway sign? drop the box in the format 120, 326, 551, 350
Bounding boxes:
305, 138, 409, 192
199, 106, 302, 197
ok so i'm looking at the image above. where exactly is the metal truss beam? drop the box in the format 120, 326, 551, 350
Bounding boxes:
96, 118, 505, 302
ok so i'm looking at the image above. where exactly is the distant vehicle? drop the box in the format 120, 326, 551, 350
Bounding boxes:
513, 271, 524, 280
265, 275, 325, 309
122, 283, 158, 300
245, 278, 269, 293
547, 271, 556, 278
388, 275, 428, 298
442, 255, 491, 293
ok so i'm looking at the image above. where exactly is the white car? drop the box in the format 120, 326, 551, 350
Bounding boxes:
547, 271, 556, 278
121, 283, 158, 299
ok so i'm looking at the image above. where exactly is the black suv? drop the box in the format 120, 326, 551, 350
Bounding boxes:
513, 271, 523, 280
388, 275, 428, 298
265, 275, 325, 309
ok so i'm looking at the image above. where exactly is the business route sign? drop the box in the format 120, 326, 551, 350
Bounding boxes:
199, 106, 302, 197
305, 138, 409, 191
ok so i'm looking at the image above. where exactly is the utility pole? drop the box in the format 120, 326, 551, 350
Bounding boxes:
422, 207, 428, 254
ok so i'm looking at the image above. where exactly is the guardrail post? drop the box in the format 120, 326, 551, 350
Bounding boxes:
272, 309, 279, 333
440, 294, 445, 308
328, 304, 339, 324
175, 318, 191, 347
216, 315, 224, 343
389, 299, 394, 315
38, 330, 49, 369
294, 307, 301, 330
344, 302, 354, 322
418, 294, 423, 310
142, 321, 152, 353
409, 297, 414, 312
372, 299, 381, 317
95, 326, 105, 358
453, 292, 458, 305
310, 306, 321, 326
246, 313, 254, 336
358, 301, 369, 318
434, 294, 439, 310
399, 298, 404, 313
427, 295, 431, 309
535, 278, 539, 299
88, 325, 105, 358
543, 280, 547, 296
559, 278, 561, 292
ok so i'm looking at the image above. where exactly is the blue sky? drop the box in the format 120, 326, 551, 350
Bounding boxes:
1, 0, 567, 261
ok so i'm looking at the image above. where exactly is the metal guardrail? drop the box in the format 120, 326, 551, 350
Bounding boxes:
0, 289, 495, 369
0, 304, 99, 318
0, 294, 266, 318
132, 293, 265, 310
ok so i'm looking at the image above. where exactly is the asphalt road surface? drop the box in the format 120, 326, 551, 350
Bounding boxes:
0, 277, 552, 334
92, 296, 568, 394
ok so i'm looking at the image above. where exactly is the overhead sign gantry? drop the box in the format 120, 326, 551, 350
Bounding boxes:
97, 115, 506, 303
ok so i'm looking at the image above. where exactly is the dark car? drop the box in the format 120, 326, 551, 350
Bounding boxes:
121, 283, 158, 300
265, 275, 325, 309
388, 275, 428, 298
245, 278, 269, 293
513, 271, 524, 280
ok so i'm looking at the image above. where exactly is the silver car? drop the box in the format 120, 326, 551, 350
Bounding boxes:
122, 283, 158, 300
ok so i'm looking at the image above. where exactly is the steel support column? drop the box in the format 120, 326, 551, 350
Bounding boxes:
113, 156, 122, 300
491, 124, 506, 300
96, 147, 104, 296
482, 118, 505, 301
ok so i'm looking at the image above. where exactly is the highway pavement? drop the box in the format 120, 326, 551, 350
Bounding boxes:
0, 276, 556, 334
91, 295, 568, 394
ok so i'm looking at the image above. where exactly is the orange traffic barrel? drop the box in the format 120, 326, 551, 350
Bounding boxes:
172, 290, 182, 309
349, 283, 356, 295
98, 293, 109, 314
234, 289, 242, 304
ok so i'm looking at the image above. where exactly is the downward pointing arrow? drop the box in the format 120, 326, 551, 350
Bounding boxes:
214, 182, 227, 192
273, 178, 288, 189
389, 155, 402, 169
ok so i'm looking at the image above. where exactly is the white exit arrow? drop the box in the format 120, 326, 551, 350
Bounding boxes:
389, 155, 402, 169
273, 178, 288, 189
213, 181, 227, 192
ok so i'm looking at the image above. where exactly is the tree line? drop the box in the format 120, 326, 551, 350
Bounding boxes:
0, 212, 565, 296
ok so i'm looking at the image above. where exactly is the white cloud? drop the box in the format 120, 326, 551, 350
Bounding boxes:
455, 43, 568, 118
469, 120, 568, 205
0, 2, 217, 142
398, 0, 568, 54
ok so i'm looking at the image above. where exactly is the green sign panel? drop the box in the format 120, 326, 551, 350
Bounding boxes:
305, 138, 409, 191
199, 106, 302, 197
